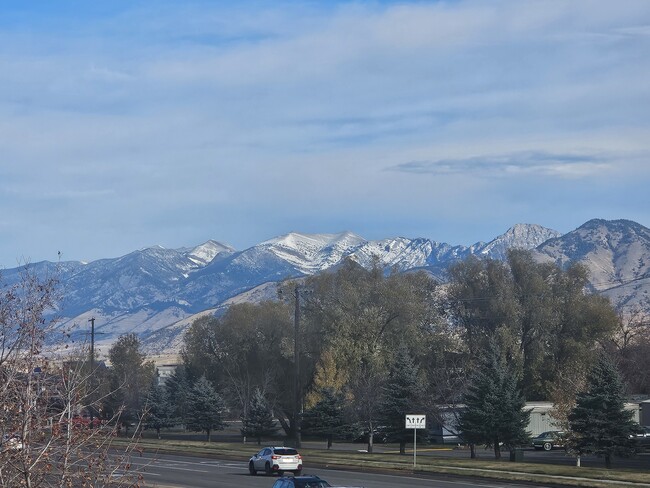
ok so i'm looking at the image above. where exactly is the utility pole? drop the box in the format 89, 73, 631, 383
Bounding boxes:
89, 317, 95, 369
294, 286, 301, 448
89, 317, 95, 429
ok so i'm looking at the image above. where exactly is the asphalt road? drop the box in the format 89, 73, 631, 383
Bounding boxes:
125, 451, 556, 488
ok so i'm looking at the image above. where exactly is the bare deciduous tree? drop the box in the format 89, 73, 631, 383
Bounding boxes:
0, 266, 142, 488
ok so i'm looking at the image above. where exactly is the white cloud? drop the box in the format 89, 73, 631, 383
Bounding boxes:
0, 0, 649, 264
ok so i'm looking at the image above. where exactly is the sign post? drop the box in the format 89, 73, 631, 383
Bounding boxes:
405, 414, 426, 469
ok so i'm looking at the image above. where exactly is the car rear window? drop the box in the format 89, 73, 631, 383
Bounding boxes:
295, 482, 330, 488
274, 448, 298, 455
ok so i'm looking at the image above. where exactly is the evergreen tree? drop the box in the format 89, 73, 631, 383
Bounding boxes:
185, 376, 226, 441
165, 365, 191, 427
379, 344, 423, 455
458, 338, 530, 459
143, 384, 175, 439
240, 388, 277, 445
302, 388, 346, 449
568, 352, 638, 468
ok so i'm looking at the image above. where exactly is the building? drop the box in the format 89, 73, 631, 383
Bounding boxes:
156, 364, 178, 387
430, 401, 643, 444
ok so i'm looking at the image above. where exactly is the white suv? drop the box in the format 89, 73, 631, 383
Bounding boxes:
248, 446, 302, 476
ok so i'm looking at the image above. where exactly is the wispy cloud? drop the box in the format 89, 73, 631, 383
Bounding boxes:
390, 151, 616, 179
0, 0, 649, 265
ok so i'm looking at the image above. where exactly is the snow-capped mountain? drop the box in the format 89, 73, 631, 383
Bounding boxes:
347, 224, 560, 275
5, 220, 648, 355
186, 240, 235, 266
474, 223, 562, 261
350, 237, 437, 270
534, 219, 650, 310
259, 231, 366, 274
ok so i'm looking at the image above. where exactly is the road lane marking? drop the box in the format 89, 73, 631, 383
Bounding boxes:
147, 465, 210, 473
382, 447, 454, 453
312, 465, 535, 488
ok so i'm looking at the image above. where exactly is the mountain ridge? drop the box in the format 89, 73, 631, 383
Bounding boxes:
5, 219, 648, 355
534, 219, 650, 310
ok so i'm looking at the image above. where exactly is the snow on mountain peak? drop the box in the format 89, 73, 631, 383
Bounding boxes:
476, 223, 561, 260
264, 230, 361, 247
260, 231, 366, 273
187, 240, 234, 265
351, 237, 433, 270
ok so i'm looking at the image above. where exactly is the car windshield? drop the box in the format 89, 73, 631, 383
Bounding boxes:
274, 448, 298, 455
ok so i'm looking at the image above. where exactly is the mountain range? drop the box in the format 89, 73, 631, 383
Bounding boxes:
4, 219, 648, 357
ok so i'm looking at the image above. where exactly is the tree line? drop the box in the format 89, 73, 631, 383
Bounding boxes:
88, 250, 650, 465
176, 250, 648, 464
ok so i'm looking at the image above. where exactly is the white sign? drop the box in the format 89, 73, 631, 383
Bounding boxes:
406, 415, 426, 469
405, 414, 426, 430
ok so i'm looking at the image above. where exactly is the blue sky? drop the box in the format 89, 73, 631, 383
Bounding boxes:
1, 0, 649, 267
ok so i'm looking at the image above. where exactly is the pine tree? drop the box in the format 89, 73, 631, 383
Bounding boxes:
458, 338, 530, 459
302, 388, 346, 449
241, 388, 277, 445
165, 366, 191, 427
143, 384, 175, 439
379, 344, 423, 455
568, 352, 638, 468
185, 376, 226, 442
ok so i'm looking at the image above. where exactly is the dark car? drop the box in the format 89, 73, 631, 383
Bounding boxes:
271, 475, 364, 488
0, 434, 23, 451
271, 475, 331, 488
532, 431, 565, 451
632, 426, 650, 449
351, 425, 389, 444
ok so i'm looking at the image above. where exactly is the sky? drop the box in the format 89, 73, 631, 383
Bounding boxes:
1, 0, 649, 268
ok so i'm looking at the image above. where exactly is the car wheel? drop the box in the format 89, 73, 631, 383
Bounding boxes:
249, 461, 256, 476
265, 462, 272, 475
543, 442, 552, 451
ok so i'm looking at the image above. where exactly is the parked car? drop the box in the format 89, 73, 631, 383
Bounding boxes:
531, 431, 565, 451
1, 434, 23, 451
351, 425, 389, 444
249, 446, 302, 476
72, 415, 103, 428
632, 426, 650, 448
270, 475, 364, 488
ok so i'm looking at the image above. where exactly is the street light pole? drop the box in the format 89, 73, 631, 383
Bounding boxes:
294, 286, 301, 448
